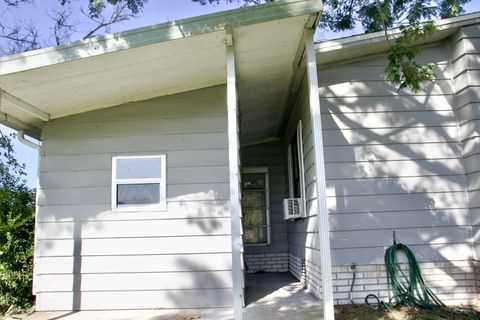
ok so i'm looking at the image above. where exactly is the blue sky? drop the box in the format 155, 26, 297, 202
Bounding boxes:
1, 0, 480, 188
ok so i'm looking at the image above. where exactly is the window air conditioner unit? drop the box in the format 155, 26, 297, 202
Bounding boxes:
283, 198, 305, 220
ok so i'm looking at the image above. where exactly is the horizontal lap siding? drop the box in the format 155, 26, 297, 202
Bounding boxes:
36, 290, 233, 311
284, 79, 322, 299
35, 253, 232, 274
451, 25, 480, 263
35, 85, 233, 311
318, 44, 471, 266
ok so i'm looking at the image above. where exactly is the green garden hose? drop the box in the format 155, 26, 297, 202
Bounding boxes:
364, 242, 480, 319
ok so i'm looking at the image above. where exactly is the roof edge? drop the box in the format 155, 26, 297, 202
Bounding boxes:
0, 0, 322, 76
315, 11, 480, 54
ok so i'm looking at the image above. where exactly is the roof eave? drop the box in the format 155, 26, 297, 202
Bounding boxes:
0, 0, 322, 76
315, 11, 480, 62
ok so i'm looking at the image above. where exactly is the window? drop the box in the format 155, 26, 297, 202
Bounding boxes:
241, 167, 270, 245
111, 155, 166, 211
287, 120, 306, 209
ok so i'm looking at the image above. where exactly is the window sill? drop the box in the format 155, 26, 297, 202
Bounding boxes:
245, 242, 270, 247
111, 203, 167, 213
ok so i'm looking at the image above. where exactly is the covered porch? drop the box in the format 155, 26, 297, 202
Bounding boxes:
228, 1, 334, 319
0, 0, 333, 319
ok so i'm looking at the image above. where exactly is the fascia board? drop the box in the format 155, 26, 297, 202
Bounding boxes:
315, 11, 480, 54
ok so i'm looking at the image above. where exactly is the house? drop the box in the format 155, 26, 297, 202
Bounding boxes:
1, 0, 480, 319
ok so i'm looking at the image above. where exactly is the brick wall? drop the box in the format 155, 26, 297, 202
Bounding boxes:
332, 261, 478, 306
244, 253, 289, 273
475, 260, 480, 295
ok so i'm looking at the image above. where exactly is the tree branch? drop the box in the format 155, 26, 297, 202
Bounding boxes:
82, 2, 133, 39
0, 20, 40, 54
3, 0, 33, 7
47, 6, 77, 45
375, 0, 403, 67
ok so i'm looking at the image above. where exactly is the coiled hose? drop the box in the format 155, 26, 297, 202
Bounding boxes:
365, 243, 480, 319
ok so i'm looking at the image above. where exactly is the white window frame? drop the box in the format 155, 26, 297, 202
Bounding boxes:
242, 167, 271, 246
111, 155, 167, 212
287, 120, 306, 213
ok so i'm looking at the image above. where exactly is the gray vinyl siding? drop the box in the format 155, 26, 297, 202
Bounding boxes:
450, 24, 480, 260
241, 140, 289, 255
284, 78, 322, 273
34, 85, 233, 311
317, 43, 472, 266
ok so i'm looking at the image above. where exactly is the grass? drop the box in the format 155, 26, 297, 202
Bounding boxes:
335, 304, 479, 320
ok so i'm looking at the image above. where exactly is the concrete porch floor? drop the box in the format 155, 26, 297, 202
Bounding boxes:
244, 272, 323, 320
23, 273, 322, 320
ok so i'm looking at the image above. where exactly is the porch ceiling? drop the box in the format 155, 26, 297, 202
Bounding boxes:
0, 0, 322, 140
235, 16, 312, 145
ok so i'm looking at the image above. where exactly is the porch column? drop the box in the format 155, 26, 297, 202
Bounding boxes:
304, 28, 335, 320
226, 31, 244, 320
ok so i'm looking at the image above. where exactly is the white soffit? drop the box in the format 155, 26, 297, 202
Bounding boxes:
235, 15, 311, 144
0, 32, 227, 120
0, 0, 323, 139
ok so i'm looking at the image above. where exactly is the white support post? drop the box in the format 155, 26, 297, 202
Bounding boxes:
226, 33, 244, 320
304, 29, 335, 320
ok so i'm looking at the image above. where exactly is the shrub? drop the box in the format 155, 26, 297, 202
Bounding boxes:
0, 132, 35, 313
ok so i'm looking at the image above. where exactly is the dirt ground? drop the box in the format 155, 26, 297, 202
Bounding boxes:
335, 304, 480, 320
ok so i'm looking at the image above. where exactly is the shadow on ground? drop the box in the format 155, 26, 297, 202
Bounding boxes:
243, 272, 323, 320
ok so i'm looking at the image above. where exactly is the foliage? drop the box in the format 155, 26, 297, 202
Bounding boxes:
319, 0, 470, 92
384, 22, 437, 91
0, 132, 35, 312
59, 0, 146, 18
319, 0, 468, 33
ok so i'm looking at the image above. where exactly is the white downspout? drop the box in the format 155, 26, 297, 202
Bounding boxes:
17, 130, 41, 151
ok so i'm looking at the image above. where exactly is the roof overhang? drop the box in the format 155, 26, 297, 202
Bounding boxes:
315, 11, 480, 67
0, 0, 322, 140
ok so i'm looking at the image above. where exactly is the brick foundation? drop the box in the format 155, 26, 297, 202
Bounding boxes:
474, 260, 480, 296
332, 261, 478, 306
244, 253, 289, 273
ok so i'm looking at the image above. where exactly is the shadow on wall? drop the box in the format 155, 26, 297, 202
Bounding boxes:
316, 52, 473, 275
36, 176, 233, 310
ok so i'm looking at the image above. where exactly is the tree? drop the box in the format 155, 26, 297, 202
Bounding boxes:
0, 0, 145, 54
318, 0, 471, 91
0, 0, 473, 91
0, 132, 35, 313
